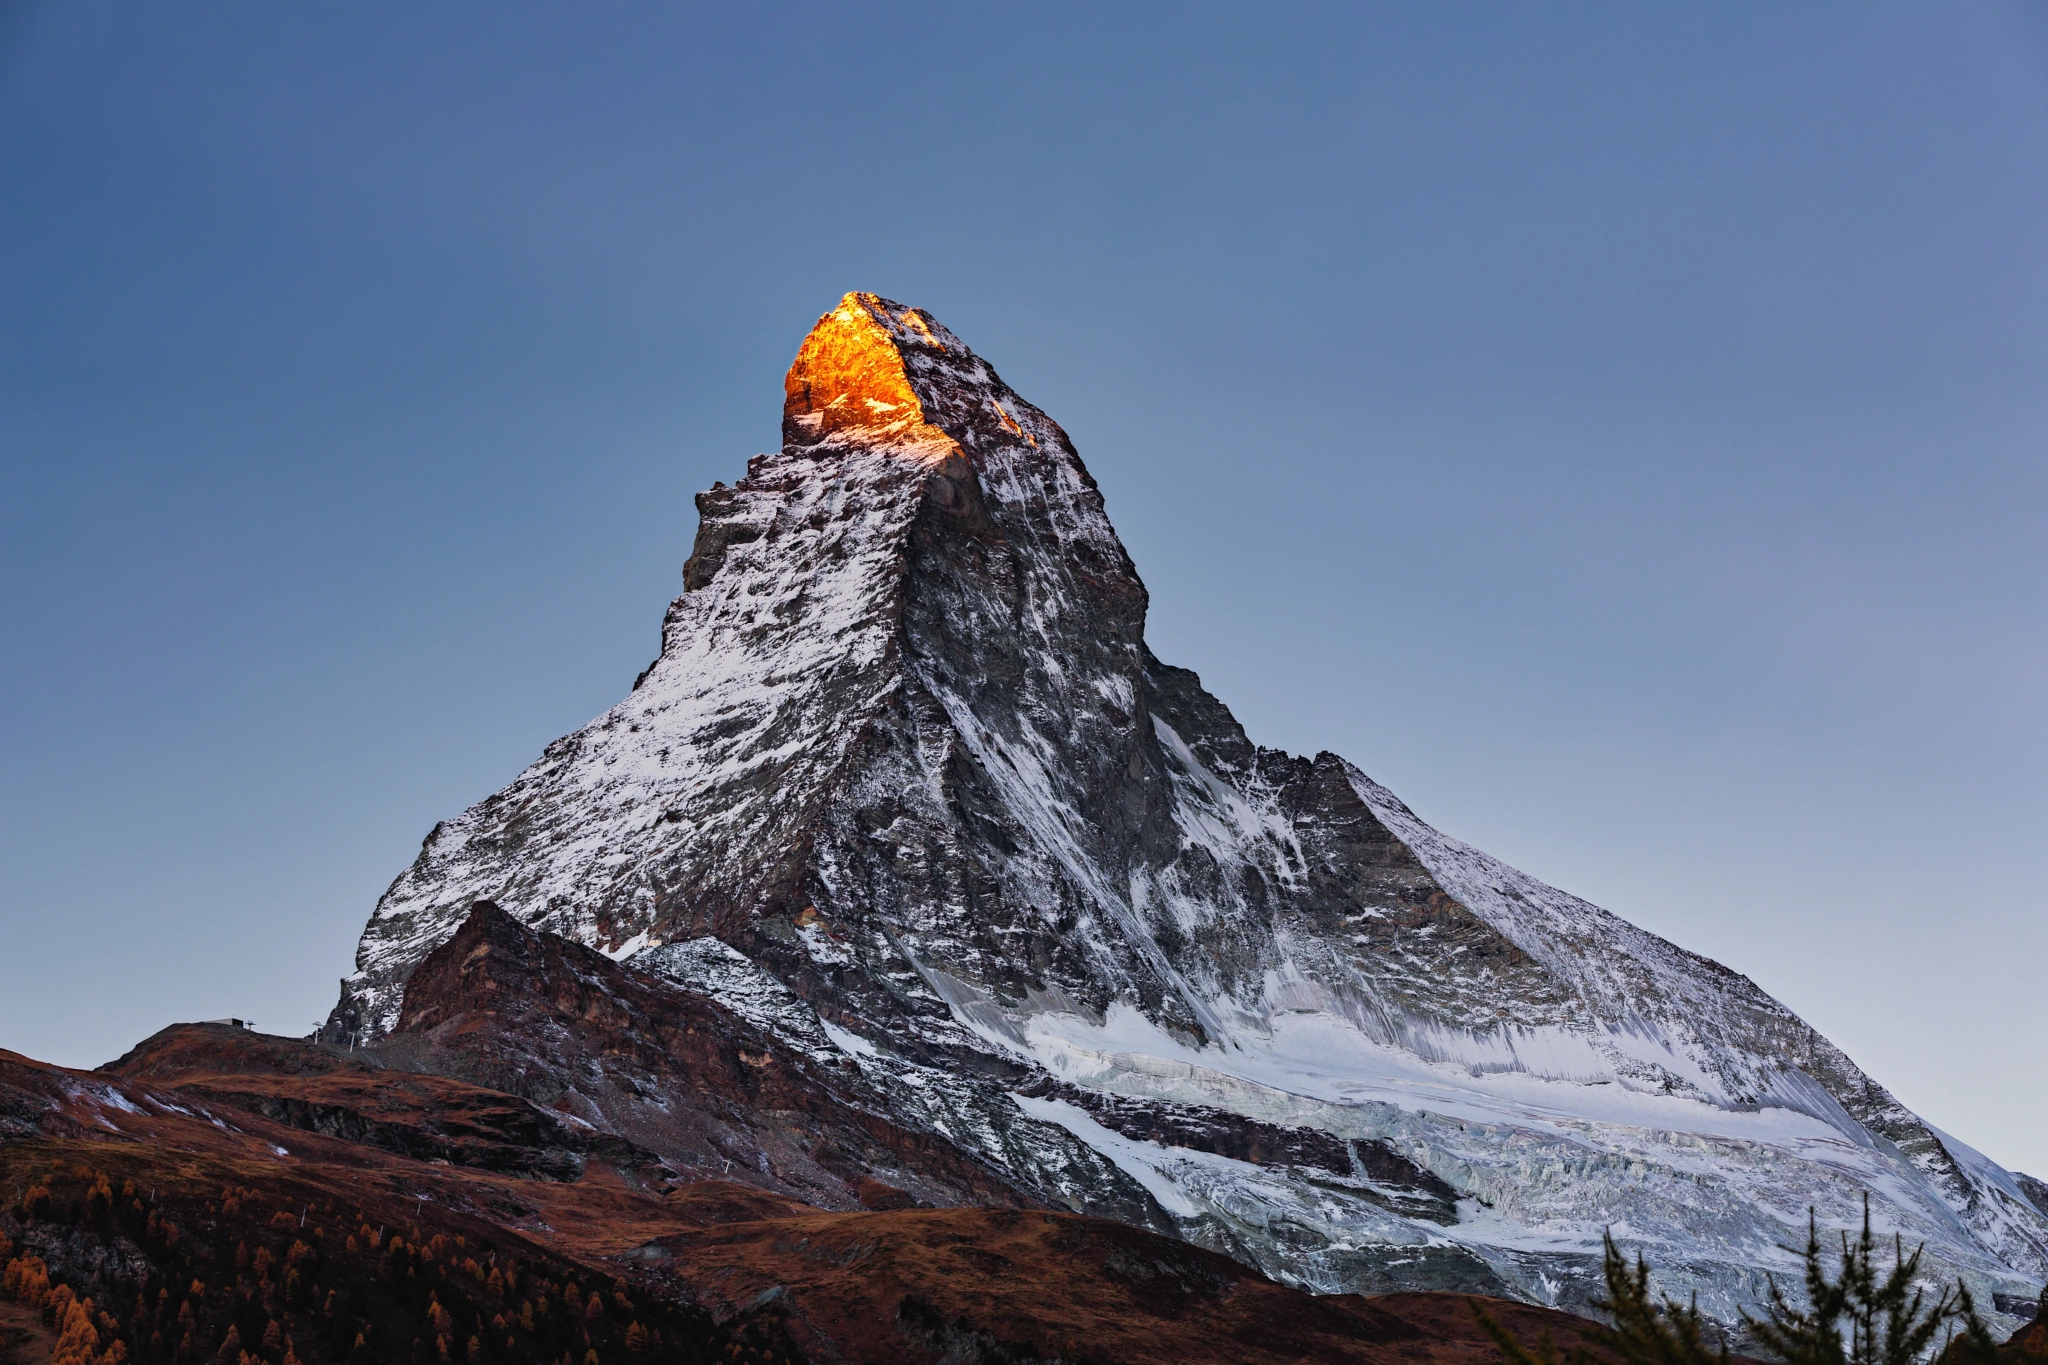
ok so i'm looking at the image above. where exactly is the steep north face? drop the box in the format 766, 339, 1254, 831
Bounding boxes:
326, 293, 2048, 1324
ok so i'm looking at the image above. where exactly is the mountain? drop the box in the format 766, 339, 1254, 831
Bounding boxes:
323, 292, 2048, 1327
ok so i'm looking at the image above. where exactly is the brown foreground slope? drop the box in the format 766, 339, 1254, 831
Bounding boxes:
0, 1023, 1619, 1365
1994, 1297, 2048, 1362
638, 1199, 1612, 1365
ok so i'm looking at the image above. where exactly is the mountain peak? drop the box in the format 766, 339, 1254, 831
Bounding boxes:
781, 292, 1058, 467
782, 292, 957, 447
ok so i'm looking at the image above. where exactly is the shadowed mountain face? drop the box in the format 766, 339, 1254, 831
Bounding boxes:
322, 293, 2048, 1325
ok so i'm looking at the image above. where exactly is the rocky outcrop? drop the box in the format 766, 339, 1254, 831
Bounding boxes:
323, 293, 2048, 1324
102, 1023, 644, 1180
372, 903, 1175, 1233
2020, 1174, 2048, 1223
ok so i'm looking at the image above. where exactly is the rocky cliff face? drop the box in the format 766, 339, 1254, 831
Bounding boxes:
325, 293, 2048, 1326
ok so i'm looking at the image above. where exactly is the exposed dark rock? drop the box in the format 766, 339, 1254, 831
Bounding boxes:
366, 903, 1172, 1232
101, 1023, 647, 1180
2019, 1173, 2048, 1223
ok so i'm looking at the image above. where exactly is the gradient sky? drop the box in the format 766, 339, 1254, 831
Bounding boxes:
3, 5, 2044, 1174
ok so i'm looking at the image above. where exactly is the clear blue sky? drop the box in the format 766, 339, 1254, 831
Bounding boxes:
3, 5, 2044, 1174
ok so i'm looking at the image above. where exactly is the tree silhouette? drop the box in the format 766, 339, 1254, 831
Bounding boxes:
1746, 1197, 2000, 1365
1473, 1200, 2003, 1365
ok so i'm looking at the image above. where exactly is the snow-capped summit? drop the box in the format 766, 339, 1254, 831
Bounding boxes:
327, 293, 2048, 1325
